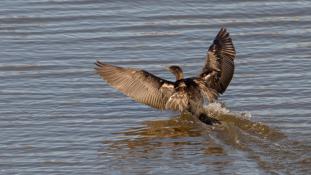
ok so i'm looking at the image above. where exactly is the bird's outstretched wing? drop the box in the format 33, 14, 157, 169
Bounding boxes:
199, 28, 236, 94
95, 61, 175, 110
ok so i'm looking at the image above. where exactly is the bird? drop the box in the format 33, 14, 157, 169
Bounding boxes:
95, 28, 236, 125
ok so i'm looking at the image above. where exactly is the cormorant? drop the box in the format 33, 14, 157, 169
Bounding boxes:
95, 28, 236, 125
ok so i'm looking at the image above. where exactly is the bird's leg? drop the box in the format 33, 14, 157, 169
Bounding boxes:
188, 104, 220, 125
198, 113, 221, 125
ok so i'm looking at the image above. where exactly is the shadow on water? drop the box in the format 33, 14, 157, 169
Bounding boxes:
102, 104, 311, 174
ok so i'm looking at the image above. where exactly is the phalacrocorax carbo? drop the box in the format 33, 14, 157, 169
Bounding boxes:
95, 28, 236, 125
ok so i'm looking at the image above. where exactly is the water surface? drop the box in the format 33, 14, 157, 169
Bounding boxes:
1, 0, 311, 174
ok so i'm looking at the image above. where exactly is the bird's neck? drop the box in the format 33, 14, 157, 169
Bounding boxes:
168, 65, 184, 81
174, 71, 184, 80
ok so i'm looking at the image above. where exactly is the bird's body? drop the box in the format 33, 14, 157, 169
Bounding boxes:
95, 28, 236, 125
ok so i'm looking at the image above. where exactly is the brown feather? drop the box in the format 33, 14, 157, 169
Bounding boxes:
199, 27, 236, 94
165, 89, 189, 112
95, 61, 175, 110
193, 78, 219, 103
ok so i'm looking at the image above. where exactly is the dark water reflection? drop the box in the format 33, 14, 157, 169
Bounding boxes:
102, 107, 309, 174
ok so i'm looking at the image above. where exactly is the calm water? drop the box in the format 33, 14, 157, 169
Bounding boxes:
1, 0, 311, 174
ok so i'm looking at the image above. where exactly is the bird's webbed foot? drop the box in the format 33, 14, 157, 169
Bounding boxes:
198, 113, 221, 125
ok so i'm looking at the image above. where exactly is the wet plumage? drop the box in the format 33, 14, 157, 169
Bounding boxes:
95, 28, 236, 125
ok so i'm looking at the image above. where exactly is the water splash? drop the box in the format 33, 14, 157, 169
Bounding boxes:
205, 102, 252, 119
202, 102, 284, 141
205, 102, 230, 116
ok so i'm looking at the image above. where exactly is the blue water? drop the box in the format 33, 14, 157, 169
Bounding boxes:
0, 0, 310, 174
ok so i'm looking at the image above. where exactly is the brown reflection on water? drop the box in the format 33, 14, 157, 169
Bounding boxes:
101, 113, 230, 174
101, 110, 310, 174
121, 114, 202, 138
103, 113, 225, 156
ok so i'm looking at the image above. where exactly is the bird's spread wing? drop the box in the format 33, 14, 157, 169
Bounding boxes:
199, 28, 236, 94
95, 61, 175, 110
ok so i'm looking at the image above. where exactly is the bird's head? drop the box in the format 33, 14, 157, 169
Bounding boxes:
166, 65, 184, 80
